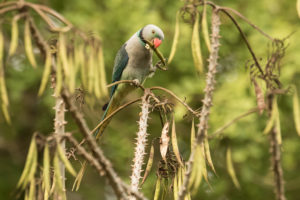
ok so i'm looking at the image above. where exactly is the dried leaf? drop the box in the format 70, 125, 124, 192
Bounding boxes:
191, 12, 203, 74
226, 148, 240, 189
201, 1, 211, 52
153, 177, 161, 200
141, 143, 154, 185
168, 11, 180, 64
297, 0, 300, 18
160, 122, 170, 162
17, 135, 37, 189
43, 143, 50, 200
24, 19, 37, 68
263, 97, 277, 134
57, 143, 77, 177
253, 79, 265, 114
9, 17, 19, 56
38, 50, 52, 96
72, 161, 87, 191
293, 85, 300, 136
171, 118, 184, 167
28, 179, 35, 200
53, 151, 66, 200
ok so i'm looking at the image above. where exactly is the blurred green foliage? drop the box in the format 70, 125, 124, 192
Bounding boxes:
0, 0, 300, 199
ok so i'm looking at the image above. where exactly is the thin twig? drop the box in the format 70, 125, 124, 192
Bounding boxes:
90, 98, 141, 136
106, 79, 145, 91
209, 107, 259, 139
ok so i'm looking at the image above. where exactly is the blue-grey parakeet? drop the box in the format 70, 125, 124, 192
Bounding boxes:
95, 24, 164, 138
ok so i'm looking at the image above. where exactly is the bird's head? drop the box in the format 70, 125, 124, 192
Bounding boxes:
138, 24, 164, 48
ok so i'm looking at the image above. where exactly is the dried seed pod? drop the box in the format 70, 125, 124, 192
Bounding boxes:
43, 143, 50, 200
141, 143, 155, 185
98, 46, 108, 97
297, 0, 300, 18
160, 122, 170, 162
202, 1, 211, 52
171, 118, 184, 167
168, 11, 180, 64
57, 142, 77, 177
226, 148, 240, 189
191, 12, 203, 74
253, 79, 265, 114
293, 85, 300, 136
24, 19, 37, 68
38, 50, 52, 96
8, 17, 19, 56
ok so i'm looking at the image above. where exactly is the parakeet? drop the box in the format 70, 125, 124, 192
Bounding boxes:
95, 24, 164, 139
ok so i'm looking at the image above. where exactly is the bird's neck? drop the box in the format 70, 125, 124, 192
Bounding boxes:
137, 28, 147, 47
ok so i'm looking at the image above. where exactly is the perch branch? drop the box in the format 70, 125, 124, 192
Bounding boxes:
178, 9, 221, 200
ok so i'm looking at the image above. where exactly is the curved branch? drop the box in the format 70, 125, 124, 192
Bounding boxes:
209, 107, 259, 139
106, 80, 145, 91
150, 86, 199, 117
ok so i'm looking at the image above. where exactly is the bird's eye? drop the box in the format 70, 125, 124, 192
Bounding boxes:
152, 30, 155, 34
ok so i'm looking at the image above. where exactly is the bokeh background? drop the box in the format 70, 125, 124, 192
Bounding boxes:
0, 0, 300, 199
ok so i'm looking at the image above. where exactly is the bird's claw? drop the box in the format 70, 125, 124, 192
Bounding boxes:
131, 79, 140, 87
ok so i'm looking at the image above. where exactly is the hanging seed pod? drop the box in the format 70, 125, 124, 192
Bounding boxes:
171, 118, 184, 167
204, 137, 216, 174
253, 79, 265, 114
293, 85, 300, 136
226, 148, 240, 189
160, 122, 170, 162
153, 177, 161, 200
24, 19, 37, 68
53, 151, 66, 200
93, 50, 101, 98
297, 0, 300, 18
57, 142, 77, 177
59, 33, 70, 78
98, 46, 108, 97
8, 16, 19, 56
17, 135, 37, 189
141, 143, 155, 185
0, 29, 11, 123
55, 58, 63, 96
202, 1, 211, 52
28, 179, 35, 200
168, 11, 180, 64
263, 97, 278, 134
191, 12, 203, 74
38, 50, 52, 96
43, 143, 50, 200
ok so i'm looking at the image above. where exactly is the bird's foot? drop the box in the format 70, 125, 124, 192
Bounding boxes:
131, 79, 140, 87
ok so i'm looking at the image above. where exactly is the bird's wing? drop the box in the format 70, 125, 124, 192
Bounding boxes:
110, 44, 129, 98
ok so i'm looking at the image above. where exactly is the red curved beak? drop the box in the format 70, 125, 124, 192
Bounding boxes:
153, 38, 162, 48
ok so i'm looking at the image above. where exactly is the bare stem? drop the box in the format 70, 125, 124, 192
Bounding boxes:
130, 91, 151, 200
267, 94, 286, 200
178, 9, 221, 200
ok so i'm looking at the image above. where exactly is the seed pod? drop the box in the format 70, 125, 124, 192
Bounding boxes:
191, 12, 203, 74
24, 19, 37, 68
38, 50, 52, 96
226, 148, 240, 189
53, 151, 66, 200
202, 1, 211, 52
43, 143, 50, 200
141, 143, 154, 185
168, 11, 180, 64
153, 177, 161, 200
57, 142, 77, 177
297, 0, 300, 18
160, 122, 170, 162
293, 85, 300, 136
9, 17, 19, 56
171, 118, 184, 167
